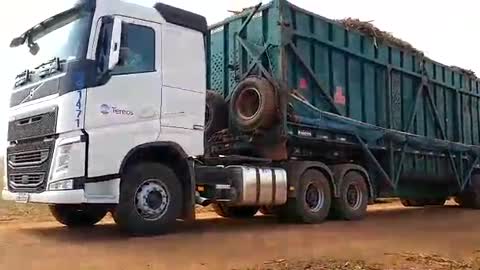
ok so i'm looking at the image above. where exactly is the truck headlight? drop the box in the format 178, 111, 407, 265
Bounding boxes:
49, 179, 74, 191
50, 136, 85, 182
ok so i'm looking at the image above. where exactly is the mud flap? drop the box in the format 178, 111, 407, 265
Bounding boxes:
183, 159, 197, 222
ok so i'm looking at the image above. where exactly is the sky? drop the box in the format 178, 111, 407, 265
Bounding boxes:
0, 0, 479, 151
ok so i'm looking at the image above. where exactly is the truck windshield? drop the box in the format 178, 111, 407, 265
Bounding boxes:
12, 3, 93, 83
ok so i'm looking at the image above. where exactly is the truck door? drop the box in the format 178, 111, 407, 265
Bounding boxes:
159, 24, 206, 155
84, 16, 162, 177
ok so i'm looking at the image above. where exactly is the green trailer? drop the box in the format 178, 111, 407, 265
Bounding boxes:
206, 0, 480, 204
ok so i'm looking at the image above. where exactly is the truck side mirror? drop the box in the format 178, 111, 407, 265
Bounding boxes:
108, 17, 122, 71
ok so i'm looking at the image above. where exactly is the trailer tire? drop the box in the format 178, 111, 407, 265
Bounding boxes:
456, 174, 480, 209
113, 163, 183, 235
205, 90, 228, 139
281, 169, 332, 223
49, 205, 107, 227
230, 77, 277, 132
330, 171, 368, 220
212, 203, 258, 218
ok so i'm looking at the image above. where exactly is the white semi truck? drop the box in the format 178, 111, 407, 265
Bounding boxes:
7, 0, 474, 235
3, 0, 367, 235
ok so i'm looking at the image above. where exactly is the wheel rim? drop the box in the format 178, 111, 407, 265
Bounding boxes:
135, 179, 170, 221
305, 183, 325, 212
235, 87, 261, 120
346, 183, 362, 210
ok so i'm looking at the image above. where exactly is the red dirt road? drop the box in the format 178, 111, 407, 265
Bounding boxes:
1, 201, 480, 270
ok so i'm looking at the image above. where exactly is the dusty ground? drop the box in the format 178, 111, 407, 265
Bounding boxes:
1, 200, 480, 270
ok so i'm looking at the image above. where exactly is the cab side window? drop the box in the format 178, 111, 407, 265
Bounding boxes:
112, 23, 155, 75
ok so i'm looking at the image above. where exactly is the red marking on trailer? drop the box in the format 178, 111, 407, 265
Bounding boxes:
334, 86, 346, 105
299, 78, 308, 89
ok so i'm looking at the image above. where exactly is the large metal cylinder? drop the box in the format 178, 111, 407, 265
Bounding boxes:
227, 165, 287, 206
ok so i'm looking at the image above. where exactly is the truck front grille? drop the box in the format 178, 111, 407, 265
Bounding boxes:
8, 149, 50, 167
7, 139, 55, 193
9, 173, 46, 189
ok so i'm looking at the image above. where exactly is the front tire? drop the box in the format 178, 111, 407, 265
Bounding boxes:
49, 204, 107, 227
113, 163, 183, 235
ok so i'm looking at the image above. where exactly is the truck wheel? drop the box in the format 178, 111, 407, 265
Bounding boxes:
230, 76, 277, 132
331, 171, 368, 220
205, 90, 228, 139
212, 203, 258, 218
281, 169, 332, 223
456, 174, 480, 209
49, 205, 107, 227
113, 163, 183, 235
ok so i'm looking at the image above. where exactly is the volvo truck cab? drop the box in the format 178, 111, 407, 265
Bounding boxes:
3, 0, 212, 233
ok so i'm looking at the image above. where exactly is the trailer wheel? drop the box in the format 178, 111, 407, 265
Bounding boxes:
49, 205, 108, 227
331, 171, 368, 220
205, 90, 228, 139
113, 163, 183, 235
230, 76, 277, 132
281, 169, 332, 223
456, 174, 480, 209
212, 203, 258, 218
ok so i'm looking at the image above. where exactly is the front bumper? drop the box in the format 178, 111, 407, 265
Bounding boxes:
2, 189, 85, 204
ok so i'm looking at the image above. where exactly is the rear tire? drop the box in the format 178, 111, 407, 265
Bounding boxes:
49, 205, 107, 227
280, 169, 332, 223
113, 163, 183, 235
330, 171, 368, 220
205, 90, 228, 139
456, 174, 480, 209
212, 203, 258, 218
230, 76, 277, 132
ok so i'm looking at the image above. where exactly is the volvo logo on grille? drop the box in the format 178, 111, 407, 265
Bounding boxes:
21, 175, 29, 184
20, 82, 45, 105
